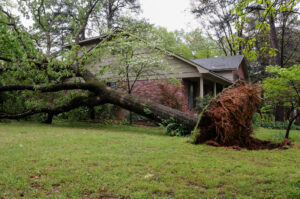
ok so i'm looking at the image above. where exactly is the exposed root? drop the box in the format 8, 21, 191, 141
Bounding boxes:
192, 81, 285, 150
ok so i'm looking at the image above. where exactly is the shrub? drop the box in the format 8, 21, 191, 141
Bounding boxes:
252, 113, 300, 130
195, 95, 213, 112
160, 117, 192, 137
158, 83, 183, 110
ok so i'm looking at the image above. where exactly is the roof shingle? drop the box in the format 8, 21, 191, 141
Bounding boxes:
192, 55, 244, 71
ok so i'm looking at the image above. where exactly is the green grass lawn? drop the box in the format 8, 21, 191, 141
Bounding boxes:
0, 121, 299, 199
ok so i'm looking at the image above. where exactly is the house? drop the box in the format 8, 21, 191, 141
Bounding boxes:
192, 55, 249, 82
69, 35, 249, 113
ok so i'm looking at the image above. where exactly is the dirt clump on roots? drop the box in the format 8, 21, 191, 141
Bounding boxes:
192, 81, 282, 150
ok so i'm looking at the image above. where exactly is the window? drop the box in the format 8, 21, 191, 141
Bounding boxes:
106, 82, 117, 89
234, 74, 240, 81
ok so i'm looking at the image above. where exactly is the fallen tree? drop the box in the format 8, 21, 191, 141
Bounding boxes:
0, 4, 288, 150
0, 78, 287, 150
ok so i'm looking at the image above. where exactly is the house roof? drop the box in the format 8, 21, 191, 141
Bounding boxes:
192, 55, 244, 71
165, 52, 232, 84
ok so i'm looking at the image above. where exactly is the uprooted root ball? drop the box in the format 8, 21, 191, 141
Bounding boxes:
192, 81, 280, 150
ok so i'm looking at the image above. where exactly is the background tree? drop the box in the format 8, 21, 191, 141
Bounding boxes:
101, 0, 140, 29
153, 27, 224, 59
101, 28, 173, 124
263, 65, 300, 138
183, 28, 225, 58
191, 0, 240, 56
233, 0, 300, 131
233, 0, 299, 66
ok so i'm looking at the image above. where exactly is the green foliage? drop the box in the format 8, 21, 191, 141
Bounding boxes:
57, 104, 118, 121
271, 131, 286, 142
263, 65, 300, 107
252, 113, 300, 130
195, 94, 213, 112
233, 0, 298, 61
153, 27, 224, 59
160, 117, 192, 137
99, 28, 173, 95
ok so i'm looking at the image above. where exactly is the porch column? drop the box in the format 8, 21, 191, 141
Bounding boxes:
200, 77, 204, 98
214, 82, 217, 97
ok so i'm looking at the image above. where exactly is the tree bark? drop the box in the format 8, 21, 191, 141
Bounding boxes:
89, 106, 96, 120
0, 83, 198, 128
44, 113, 54, 124
268, 15, 280, 65
285, 113, 300, 139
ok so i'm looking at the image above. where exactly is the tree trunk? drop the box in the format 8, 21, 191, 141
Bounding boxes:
285, 119, 293, 139
129, 111, 133, 125
89, 106, 95, 120
104, 88, 198, 128
268, 15, 280, 65
44, 113, 53, 124
285, 113, 300, 139
275, 105, 284, 121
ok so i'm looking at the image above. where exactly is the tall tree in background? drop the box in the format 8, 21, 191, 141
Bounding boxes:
184, 28, 224, 58
263, 65, 300, 138
89, 0, 141, 33
234, 0, 299, 67
153, 27, 224, 59
234, 0, 300, 124
191, 0, 240, 56
103, 0, 140, 29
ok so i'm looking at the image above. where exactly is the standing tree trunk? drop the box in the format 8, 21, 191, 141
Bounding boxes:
89, 106, 96, 120
44, 113, 54, 124
268, 15, 280, 66
285, 113, 300, 139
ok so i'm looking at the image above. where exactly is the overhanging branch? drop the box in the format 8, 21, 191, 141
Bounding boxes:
0, 82, 106, 94
0, 96, 105, 120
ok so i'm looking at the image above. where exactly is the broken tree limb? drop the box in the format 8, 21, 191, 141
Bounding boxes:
0, 79, 285, 149
0, 96, 105, 120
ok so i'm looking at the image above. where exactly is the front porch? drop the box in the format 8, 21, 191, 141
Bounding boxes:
183, 75, 230, 110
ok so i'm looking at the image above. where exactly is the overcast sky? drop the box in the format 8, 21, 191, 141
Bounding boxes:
16, 0, 200, 32
139, 0, 199, 31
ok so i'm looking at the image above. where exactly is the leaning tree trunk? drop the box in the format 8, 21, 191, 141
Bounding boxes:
78, 69, 198, 128
104, 87, 198, 128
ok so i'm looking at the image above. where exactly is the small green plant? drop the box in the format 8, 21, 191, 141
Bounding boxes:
195, 95, 213, 112
160, 117, 192, 136
271, 131, 285, 142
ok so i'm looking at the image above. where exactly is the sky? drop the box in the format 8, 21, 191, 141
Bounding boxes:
139, 0, 199, 31
15, 0, 200, 32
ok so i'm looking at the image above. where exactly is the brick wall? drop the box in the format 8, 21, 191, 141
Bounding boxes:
233, 64, 246, 81
117, 79, 198, 117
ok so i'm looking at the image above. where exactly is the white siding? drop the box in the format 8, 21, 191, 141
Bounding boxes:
215, 71, 233, 81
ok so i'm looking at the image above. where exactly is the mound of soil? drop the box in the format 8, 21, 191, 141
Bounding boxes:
192, 81, 281, 150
